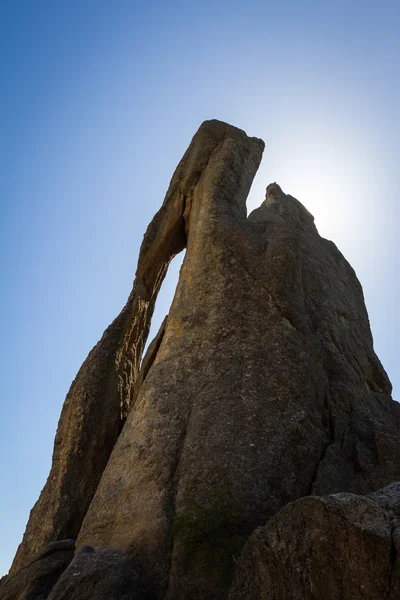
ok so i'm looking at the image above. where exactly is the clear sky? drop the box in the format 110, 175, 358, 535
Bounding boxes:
1, 0, 399, 576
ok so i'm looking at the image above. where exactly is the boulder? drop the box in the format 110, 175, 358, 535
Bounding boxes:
47, 547, 152, 600
229, 485, 400, 600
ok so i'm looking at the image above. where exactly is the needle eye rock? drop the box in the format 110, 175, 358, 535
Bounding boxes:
4, 120, 400, 600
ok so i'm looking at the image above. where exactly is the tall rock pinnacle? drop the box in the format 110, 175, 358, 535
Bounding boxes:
6, 120, 400, 600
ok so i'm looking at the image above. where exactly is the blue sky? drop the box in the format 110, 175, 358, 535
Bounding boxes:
1, 0, 399, 575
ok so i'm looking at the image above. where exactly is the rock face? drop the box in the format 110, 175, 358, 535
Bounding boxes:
229, 484, 400, 599
0, 539, 74, 600
8, 120, 400, 599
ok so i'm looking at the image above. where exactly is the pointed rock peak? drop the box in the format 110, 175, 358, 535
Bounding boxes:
265, 182, 315, 224
265, 182, 286, 204
248, 182, 316, 228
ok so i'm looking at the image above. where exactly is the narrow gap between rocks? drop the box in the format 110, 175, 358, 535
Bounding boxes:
141, 250, 186, 360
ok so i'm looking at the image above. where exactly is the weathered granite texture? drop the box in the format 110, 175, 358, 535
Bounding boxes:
8, 120, 400, 600
229, 483, 400, 600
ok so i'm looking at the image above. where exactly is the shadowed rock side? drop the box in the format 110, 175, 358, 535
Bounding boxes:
77, 162, 400, 598
1, 540, 75, 600
229, 483, 400, 600
11, 119, 259, 574
47, 547, 153, 600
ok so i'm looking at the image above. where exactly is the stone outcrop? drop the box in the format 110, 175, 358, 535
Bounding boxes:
7, 120, 400, 599
229, 483, 400, 600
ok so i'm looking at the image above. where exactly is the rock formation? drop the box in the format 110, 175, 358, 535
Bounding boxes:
4, 120, 400, 600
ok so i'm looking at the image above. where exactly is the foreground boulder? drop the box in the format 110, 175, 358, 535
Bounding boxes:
229, 484, 400, 600
47, 547, 152, 600
0, 539, 74, 600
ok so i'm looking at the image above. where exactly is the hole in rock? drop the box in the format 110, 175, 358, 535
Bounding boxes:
142, 250, 186, 358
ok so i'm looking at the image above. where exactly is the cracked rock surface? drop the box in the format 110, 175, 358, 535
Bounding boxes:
8, 120, 400, 600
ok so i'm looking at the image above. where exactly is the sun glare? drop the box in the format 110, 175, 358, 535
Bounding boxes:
247, 118, 382, 266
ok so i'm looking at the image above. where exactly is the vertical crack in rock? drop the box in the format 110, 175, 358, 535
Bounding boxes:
387, 526, 397, 599
309, 389, 336, 495
165, 402, 194, 596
